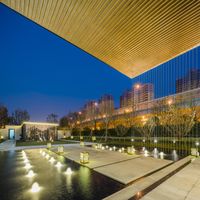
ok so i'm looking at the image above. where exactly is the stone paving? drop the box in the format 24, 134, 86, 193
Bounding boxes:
141, 157, 200, 200
52, 144, 139, 169
104, 156, 191, 200
52, 144, 173, 185
95, 156, 172, 184
0, 140, 16, 151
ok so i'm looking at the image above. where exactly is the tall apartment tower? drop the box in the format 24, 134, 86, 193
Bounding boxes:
84, 101, 98, 120
119, 83, 154, 108
133, 83, 154, 104
120, 90, 132, 108
99, 94, 114, 115
176, 69, 200, 93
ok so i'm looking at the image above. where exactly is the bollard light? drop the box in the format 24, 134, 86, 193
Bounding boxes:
47, 143, 52, 149
80, 152, 89, 164
80, 141, 85, 146
58, 146, 64, 154
127, 146, 135, 155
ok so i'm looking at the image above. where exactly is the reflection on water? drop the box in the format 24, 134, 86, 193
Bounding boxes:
171, 150, 179, 161
137, 146, 185, 161
152, 148, 159, 159
0, 150, 123, 200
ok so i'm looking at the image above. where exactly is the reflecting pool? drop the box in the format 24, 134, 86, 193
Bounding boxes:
0, 150, 123, 200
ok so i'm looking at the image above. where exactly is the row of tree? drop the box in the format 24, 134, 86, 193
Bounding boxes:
59, 98, 200, 141
0, 104, 60, 128
0, 105, 30, 128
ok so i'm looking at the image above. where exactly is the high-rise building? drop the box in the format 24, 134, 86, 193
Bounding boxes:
84, 101, 98, 120
120, 83, 154, 108
176, 69, 200, 93
99, 94, 114, 115
133, 83, 154, 104
120, 90, 132, 108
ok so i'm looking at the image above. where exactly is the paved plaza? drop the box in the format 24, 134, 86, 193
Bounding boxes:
52, 144, 172, 185
141, 158, 200, 200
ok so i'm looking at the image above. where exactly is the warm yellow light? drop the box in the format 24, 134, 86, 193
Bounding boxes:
27, 170, 35, 178
167, 99, 172, 105
31, 182, 40, 193
42, 152, 46, 156
24, 158, 29, 163
159, 152, 165, 159
144, 150, 149, 157
45, 154, 50, 159
55, 162, 62, 168
49, 157, 55, 163
135, 84, 140, 89
65, 167, 73, 175
25, 163, 32, 169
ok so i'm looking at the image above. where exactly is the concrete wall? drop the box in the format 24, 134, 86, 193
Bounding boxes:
0, 125, 22, 140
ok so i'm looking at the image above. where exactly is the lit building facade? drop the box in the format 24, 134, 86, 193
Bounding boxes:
98, 94, 114, 116
120, 83, 154, 108
176, 69, 200, 93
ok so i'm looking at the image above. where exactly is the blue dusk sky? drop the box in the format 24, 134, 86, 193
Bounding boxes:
0, 3, 131, 121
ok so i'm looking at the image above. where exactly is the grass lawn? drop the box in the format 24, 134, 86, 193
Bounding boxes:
16, 140, 77, 147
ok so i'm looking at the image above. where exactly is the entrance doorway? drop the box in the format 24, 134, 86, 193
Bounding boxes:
8, 129, 15, 140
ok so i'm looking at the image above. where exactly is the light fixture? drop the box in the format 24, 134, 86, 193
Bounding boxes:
31, 182, 40, 193
25, 163, 32, 169
49, 157, 55, 163
55, 162, 62, 168
27, 170, 35, 178
159, 152, 165, 159
24, 158, 29, 163
80, 152, 89, 164
42, 152, 46, 156
195, 141, 199, 146
65, 167, 73, 175
144, 150, 149, 157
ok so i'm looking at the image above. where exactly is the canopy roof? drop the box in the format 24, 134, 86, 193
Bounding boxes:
1, 0, 200, 77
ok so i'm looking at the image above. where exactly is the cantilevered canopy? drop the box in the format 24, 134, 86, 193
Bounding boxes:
1, 0, 200, 78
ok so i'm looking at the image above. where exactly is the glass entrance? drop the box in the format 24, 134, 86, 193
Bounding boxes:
8, 129, 15, 140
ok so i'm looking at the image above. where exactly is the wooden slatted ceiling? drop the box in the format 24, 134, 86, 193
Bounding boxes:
1, 0, 200, 78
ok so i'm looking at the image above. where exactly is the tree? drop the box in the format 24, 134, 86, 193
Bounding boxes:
12, 109, 30, 125
59, 116, 69, 128
113, 112, 132, 137
46, 113, 58, 123
156, 98, 196, 139
136, 116, 158, 142
0, 105, 9, 128
100, 108, 114, 142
